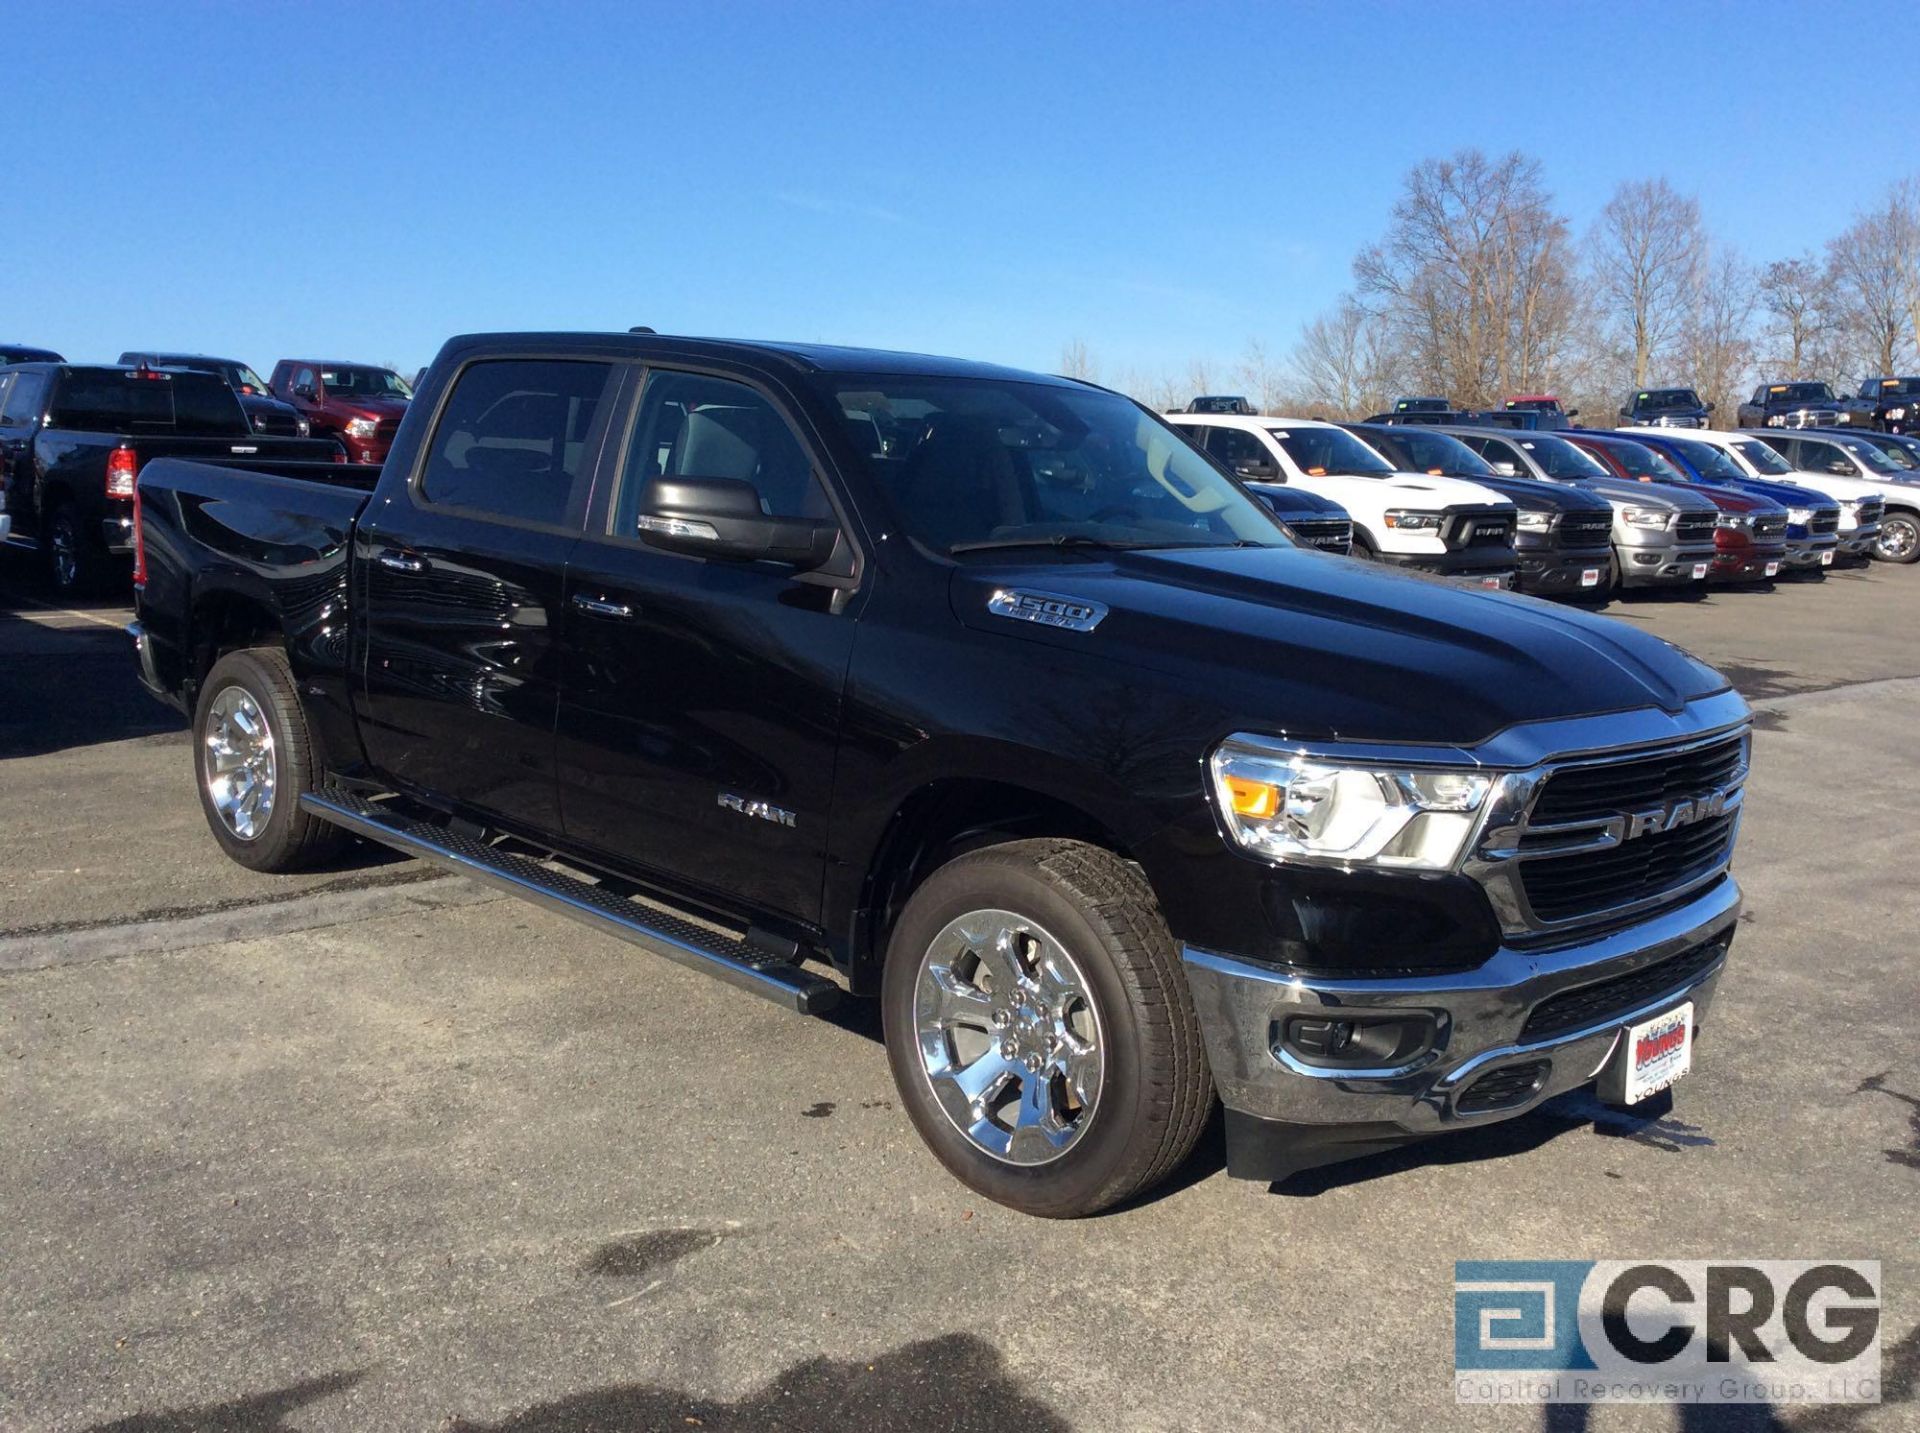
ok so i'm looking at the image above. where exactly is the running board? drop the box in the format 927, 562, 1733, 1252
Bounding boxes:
301, 789, 841, 1015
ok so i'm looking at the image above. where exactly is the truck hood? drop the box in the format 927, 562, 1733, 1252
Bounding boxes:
1573, 477, 1718, 515
950, 546, 1727, 748
1292, 470, 1509, 511
333, 398, 409, 421
1453, 473, 1611, 514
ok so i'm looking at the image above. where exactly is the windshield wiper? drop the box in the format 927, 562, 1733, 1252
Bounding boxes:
948, 534, 1168, 555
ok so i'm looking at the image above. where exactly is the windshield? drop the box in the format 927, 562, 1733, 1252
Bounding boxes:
1834, 437, 1905, 474
1521, 436, 1611, 479
1875, 378, 1920, 397
1730, 438, 1794, 476
1369, 427, 1493, 478
1853, 436, 1917, 470
1769, 383, 1835, 404
1653, 436, 1745, 481
1600, 439, 1687, 483
1633, 389, 1701, 411
1268, 425, 1395, 477
229, 364, 270, 395
321, 366, 412, 399
824, 376, 1287, 556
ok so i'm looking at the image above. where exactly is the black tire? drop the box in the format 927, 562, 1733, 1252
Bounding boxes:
1350, 530, 1381, 561
41, 502, 102, 596
881, 838, 1213, 1218
1875, 511, 1920, 564
192, 647, 350, 872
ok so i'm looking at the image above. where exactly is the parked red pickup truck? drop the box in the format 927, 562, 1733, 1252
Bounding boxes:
268, 360, 412, 465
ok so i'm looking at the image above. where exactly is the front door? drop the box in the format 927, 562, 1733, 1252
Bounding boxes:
556, 364, 860, 926
355, 355, 619, 833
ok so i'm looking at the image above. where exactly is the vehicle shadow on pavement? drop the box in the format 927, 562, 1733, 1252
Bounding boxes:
79, 1335, 1068, 1433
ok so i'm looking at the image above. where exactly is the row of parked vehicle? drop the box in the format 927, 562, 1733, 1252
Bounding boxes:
1172, 396, 1920, 587
0, 346, 412, 591
1347, 375, 1920, 434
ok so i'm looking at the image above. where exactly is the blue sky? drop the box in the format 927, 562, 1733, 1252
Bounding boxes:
9, 2, 1905, 380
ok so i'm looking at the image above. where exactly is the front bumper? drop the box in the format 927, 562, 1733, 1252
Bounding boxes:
1782, 535, 1840, 570
1513, 547, 1613, 596
1616, 539, 1716, 587
1185, 876, 1741, 1182
1840, 525, 1880, 558
1709, 539, 1787, 582
1378, 547, 1515, 587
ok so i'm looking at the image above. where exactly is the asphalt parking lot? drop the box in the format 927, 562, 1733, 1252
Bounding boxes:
1, 557, 1916, 1432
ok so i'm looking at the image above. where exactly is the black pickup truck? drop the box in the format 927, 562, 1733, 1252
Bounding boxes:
1735, 381, 1842, 430
1839, 376, 1920, 433
0, 363, 342, 592
131, 331, 1750, 1217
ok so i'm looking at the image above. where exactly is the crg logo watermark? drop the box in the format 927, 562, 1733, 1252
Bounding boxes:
1454, 1260, 1880, 1405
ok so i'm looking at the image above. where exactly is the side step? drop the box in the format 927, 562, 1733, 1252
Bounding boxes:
301, 788, 841, 1015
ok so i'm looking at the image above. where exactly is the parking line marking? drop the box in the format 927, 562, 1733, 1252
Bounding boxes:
3, 592, 131, 632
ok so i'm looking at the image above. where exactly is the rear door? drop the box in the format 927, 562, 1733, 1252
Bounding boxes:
554, 363, 860, 925
0, 370, 50, 534
354, 355, 619, 833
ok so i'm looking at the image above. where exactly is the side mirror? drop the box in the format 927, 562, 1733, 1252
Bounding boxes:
1618, 408, 1632, 420
1566, 408, 1579, 419
1705, 401, 1716, 414
1493, 462, 1519, 477
1829, 460, 1853, 475
1233, 460, 1279, 480
293, 385, 315, 401
638, 476, 838, 569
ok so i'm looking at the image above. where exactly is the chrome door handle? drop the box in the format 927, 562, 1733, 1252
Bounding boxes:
570, 594, 634, 619
376, 550, 426, 573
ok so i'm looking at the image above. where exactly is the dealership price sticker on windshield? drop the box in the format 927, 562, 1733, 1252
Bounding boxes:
1455, 1260, 1881, 1405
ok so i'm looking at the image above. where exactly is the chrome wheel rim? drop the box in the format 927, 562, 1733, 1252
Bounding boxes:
1877, 516, 1917, 561
203, 686, 277, 840
50, 520, 77, 588
913, 908, 1103, 1166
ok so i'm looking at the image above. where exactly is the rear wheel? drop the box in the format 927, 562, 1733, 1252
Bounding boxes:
1875, 511, 1919, 564
42, 503, 101, 596
193, 647, 349, 872
882, 839, 1213, 1218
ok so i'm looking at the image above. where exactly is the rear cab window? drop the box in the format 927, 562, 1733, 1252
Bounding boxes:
417, 358, 615, 526
45, 369, 248, 435
1, 370, 49, 426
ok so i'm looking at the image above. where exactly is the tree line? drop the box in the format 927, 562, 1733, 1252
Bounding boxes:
1063, 150, 1920, 422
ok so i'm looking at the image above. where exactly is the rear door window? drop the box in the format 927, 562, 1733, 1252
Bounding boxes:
417, 359, 614, 526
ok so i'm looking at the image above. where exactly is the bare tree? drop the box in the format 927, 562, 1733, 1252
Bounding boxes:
1680, 245, 1757, 418
1899, 175, 1920, 371
1589, 179, 1704, 389
1231, 338, 1292, 415
1826, 189, 1919, 377
1289, 296, 1396, 417
1057, 338, 1098, 382
1353, 149, 1578, 408
1756, 256, 1836, 376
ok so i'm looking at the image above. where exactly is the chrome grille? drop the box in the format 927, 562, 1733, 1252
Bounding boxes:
1288, 518, 1352, 553
1468, 727, 1749, 935
1811, 511, 1839, 535
1674, 511, 1717, 543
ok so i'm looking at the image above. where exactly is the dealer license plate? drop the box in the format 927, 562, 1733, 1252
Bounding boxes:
1820, 549, 1834, 566
1580, 567, 1600, 588
1691, 563, 1709, 579
1622, 1002, 1693, 1104
1765, 560, 1780, 577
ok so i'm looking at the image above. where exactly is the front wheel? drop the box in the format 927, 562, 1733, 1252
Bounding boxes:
882, 839, 1213, 1218
193, 647, 350, 872
1875, 511, 1919, 564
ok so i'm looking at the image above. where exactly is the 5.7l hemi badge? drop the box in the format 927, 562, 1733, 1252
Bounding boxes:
986, 588, 1109, 633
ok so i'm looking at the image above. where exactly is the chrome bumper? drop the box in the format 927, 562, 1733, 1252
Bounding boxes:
1184, 876, 1739, 1138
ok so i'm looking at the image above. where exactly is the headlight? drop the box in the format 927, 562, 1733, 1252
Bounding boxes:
1382, 509, 1442, 530
1516, 511, 1554, 532
1621, 507, 1670, 529
252, 413, 271, 432
1888, 407, 1906, 420
296, 417, 311, 436
1209, 739, 1493, 871
346, 418, 379, 439
1787, 507, 1812, 524
1766, 416, 1784, 427
1715, 513, 1752, 529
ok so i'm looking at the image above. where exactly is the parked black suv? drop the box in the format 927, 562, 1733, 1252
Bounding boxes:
131, 330, 1749, 1217
1839, 376, 1920, 433
1735, 382, 1842, 430
1620, 388, 1712, 429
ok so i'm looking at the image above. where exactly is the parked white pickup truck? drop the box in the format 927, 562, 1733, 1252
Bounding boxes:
1166, 413, 1517, 586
